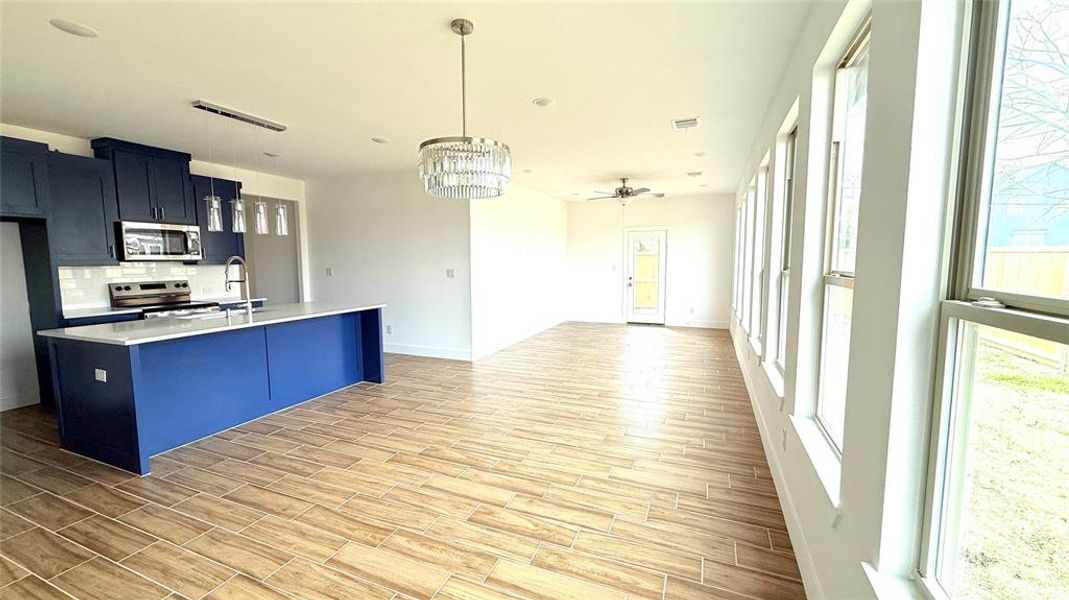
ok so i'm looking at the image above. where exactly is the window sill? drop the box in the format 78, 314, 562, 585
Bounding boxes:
790, 415, 842, 509
861, 562, 928, 600
763, 361, 785, 399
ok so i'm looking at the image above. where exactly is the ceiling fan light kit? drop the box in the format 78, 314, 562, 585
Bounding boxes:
418, 18, 512, 200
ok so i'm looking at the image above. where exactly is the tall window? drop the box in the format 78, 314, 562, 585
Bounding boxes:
734, 203, 744, 313
771, 128, 798, 373
816, 28, 870, 450
742, 183, 756, 332
921, 2, 1069, 599
750, 169, 769, 347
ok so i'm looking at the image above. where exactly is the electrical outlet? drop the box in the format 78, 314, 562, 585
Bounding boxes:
94, 368, 107, 383
385, 325, 393, 334
446, 268, 456, 279
326, 267, 335, 277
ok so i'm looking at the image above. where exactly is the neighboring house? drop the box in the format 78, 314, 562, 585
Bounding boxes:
988, 162, 1069, 248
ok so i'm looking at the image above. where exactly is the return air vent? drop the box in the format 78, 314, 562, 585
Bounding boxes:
192, 100, 287, 132
671, 116, 701, 130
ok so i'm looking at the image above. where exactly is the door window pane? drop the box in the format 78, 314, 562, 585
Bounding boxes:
936, 323, 1068, 599
818, 284, 853, 447
976, 0, 1069, 301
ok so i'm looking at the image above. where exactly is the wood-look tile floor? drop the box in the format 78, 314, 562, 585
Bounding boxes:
0, 322, 805, 600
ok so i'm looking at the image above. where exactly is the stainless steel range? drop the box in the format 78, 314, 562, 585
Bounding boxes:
109, 279, 220, 319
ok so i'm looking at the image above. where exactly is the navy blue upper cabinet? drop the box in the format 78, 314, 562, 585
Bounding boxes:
191, 175, 244, 263
91, 138, 196, 225
1, 137, 51, 218
48, 153, 120, 265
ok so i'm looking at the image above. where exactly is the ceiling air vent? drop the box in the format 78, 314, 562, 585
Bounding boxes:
671, 116, 701, 130
192, 100, 287, 132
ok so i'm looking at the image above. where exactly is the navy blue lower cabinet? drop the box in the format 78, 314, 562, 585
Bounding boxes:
48, 308, 385, 474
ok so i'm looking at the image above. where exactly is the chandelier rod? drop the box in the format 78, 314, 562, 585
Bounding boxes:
460, 26, 467, 137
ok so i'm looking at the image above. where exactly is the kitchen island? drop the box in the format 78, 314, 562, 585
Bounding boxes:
38, 302, 385, 474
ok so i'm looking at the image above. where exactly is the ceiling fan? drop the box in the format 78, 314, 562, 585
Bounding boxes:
587, 178, 665, 204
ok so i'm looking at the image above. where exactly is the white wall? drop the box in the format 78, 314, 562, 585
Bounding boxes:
306, 171, 473, 360
728, 0, 964, 598
566, 194, 734, 328
470, 184, 567, 359
0, 223, 40, 410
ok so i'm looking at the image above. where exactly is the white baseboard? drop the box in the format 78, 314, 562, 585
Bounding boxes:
384, 343, 472, 361
668, 319, 728, 329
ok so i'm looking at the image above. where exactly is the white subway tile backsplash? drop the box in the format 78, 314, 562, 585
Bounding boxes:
57, 262, 240, 310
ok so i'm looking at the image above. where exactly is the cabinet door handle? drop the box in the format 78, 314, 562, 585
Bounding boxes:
152, 205, 158, 220
108, 244, 114, 258
160, 206, 165, 221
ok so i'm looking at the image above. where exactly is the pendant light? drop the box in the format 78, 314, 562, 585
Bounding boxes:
201, 111, 224, 232
229, 118, 247, 233
417, 18, 511, 200
270, 153, 289, 236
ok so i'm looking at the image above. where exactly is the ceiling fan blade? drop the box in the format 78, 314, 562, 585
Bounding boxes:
636, 192, 665, 198
593, 191, 615, 195
586, 196, 617, 201
630, 187, 651, 195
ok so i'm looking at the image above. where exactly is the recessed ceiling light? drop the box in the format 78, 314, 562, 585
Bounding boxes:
694, 152, 706, 157
49, 18, 99, 38
522, 169, 533, 174
699, 184, 709, 187
263, 151, 280, 158
687, 171, 703, 177
370, 136, 391, 144
532, 97, 555, 108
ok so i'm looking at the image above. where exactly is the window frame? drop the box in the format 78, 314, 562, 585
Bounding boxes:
752, 166, 770, 352
918, 0, 1069, 596
814, 24, 871, 453
949, 0, 1069, 319
773, 126, 799, 374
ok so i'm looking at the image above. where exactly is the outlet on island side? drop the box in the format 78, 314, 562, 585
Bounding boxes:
445, 268, 456, 279
326, 267, 335, 277
94, 369, 107, 383
386, 325, 393, 334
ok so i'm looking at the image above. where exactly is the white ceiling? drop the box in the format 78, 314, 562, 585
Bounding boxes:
0, 2, 810, 198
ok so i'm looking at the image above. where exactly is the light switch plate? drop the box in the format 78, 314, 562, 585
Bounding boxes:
385, 325, 393, 334
94, 368, 107, 383
446, 268, 456, 279
326, 267, 335, 277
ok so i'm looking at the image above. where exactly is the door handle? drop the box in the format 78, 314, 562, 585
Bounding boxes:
152, 205, 159, 220
160, 206, 165, 221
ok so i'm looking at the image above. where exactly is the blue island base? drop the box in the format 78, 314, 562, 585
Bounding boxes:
49, 308, 384, 474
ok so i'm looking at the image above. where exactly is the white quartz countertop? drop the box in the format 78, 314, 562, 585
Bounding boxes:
40, 302, 386, 346
63, 297, 268, 320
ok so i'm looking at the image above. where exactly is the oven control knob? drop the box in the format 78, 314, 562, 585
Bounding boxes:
114, 286, 122, 291
182, 283, 189, 288
123, 286, 131, 291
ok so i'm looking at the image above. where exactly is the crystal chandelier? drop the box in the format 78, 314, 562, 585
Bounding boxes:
418, 18, 511, 200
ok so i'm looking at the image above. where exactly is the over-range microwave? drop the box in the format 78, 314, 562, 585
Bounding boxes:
119, 221, 202, 261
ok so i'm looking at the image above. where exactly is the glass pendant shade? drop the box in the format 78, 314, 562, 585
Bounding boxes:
253, 200, 269, 235
275, 202, 289, 236
418, 137, 511, 199
230, 198, 246, 233
205, 195, 224, 232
